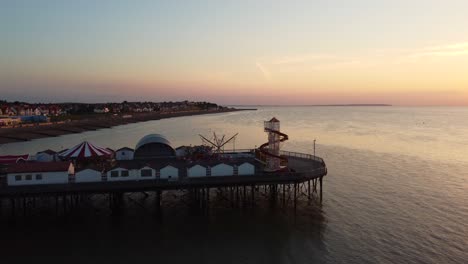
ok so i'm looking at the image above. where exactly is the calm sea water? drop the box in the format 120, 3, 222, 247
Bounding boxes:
1, 106, 467, 264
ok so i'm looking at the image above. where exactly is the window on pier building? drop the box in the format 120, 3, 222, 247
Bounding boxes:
111, 171, 119, 177
36, 174, 42, 180
15, 175, 22, 181
141, 169, 152, 177
25, 175, 32, 180
121, 170, 129, 177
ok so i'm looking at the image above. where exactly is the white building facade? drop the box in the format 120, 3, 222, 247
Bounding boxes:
115, 147, 134, 160
6, 162, 74, 186
211, 163, 234, 176
160, 165, 179, 180
187, 164, 207, 178
107, 167, 138, 181
238, 162, 255, 175
75, 168, 102, 183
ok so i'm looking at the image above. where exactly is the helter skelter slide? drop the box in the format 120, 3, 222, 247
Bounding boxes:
259, 117, 289, 172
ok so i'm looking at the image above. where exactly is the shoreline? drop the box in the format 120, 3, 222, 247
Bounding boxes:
0, 108, 255, 145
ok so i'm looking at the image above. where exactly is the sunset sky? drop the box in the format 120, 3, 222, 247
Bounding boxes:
1, 0, 468, 105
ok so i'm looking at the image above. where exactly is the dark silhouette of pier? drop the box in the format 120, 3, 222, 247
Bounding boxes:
0, 153, 327, 218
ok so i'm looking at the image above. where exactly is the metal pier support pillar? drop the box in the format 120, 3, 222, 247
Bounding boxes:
230, 187, 234, 208
200, 188, 205, 209
251, 185, 255, 206
294, 183, 297, 211
206, 187, 210, 212
319, 177, 323, 203
155, 190, 162, 214
270, 184, 278, 205
282, 184, 286, 206
242, 186, 246, 207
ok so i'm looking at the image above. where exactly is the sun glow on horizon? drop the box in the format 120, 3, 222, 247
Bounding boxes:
1, 1, 468, 106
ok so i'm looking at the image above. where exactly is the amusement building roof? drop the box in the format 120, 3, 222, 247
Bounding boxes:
59, 141, 113, 160
135, 134, 173, 151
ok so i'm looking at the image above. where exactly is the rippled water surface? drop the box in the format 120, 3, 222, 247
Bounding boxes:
1, 107, 467, 263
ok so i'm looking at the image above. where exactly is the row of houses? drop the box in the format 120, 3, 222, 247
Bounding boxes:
92, 101, 220, 114
4, 161, 256, 186
0, 117, 22, 127
0, 100, 223, 118
0, 104, 62, 117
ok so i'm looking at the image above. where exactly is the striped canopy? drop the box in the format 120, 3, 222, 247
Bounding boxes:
0, 154, 29, 164
59, 141, 113, 160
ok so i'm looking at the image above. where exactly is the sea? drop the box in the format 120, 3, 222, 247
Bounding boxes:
0, 106, 467, 264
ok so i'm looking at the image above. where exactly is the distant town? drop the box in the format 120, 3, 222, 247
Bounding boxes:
0, 100, 223, 127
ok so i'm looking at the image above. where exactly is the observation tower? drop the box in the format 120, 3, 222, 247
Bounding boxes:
260, 117, 289, 171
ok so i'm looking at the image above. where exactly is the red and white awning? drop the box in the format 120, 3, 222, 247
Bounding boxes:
0, 154, 30, 164
59, 141, 113, 159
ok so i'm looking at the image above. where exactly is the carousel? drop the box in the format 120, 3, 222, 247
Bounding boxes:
59, 141, 113, 162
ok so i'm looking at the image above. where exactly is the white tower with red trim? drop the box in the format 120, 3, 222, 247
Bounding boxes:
264, 117, 281, 171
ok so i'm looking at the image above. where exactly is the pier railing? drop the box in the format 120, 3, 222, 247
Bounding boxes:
222, 149, 325, 164
264, 167, 327, 178
279, 150, 325, 164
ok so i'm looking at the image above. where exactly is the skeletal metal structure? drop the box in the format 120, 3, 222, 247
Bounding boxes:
199, 132, 239, 154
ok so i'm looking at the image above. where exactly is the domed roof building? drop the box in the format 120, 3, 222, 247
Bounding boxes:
134, 134, 176, 159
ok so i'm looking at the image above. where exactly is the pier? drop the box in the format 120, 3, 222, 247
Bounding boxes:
0, 118, 327, 218
0, 153, 326, 217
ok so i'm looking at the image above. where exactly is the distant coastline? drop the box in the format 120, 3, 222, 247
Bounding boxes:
231, 104, 392, 107
0, 108, 254, 145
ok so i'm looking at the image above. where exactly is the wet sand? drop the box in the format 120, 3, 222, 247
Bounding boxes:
0, 108, 253, 144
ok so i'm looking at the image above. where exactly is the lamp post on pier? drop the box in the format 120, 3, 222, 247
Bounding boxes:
313, 139, 316, 157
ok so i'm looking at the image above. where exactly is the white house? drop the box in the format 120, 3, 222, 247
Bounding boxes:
211, 163, 234, 176
94, 107, 109, 114
238, 162, 255, 175
0, 117, 21, 127
160, 165, 179, 180
6, 162, 74, 186
34, 107, 42, 116
187, 164, 207, 178
75, 168, 102, 183
35, 149, 58, 162
115, 147, 134, 160
8, 107, 17, 116
107, 167, 138, 181
138, 166, 156, 179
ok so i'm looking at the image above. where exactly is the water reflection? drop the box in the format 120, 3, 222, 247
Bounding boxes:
0, 190, 327, 264
1, 107, 467, 263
